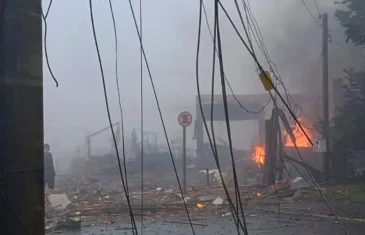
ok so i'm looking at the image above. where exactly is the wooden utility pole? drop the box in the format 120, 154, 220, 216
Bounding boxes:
322, 13, 330, 181
0, 0, 44, 234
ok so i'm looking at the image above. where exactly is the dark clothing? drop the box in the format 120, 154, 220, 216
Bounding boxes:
44, 151, 55, 189
44, 173, 55, 189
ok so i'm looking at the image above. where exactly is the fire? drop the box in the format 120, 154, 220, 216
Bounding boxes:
196, 203, 206, 209
284, 118, 313, 147
252, 145, 265, 167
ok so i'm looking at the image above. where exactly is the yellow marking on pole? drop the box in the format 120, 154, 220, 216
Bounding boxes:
259, 71, 274, 91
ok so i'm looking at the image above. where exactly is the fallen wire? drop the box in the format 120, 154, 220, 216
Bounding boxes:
88, 0, 138, 233
126, 0, 196, 233
201, 1, 270, 115
217, 1, 349, 233
107, 0, 134, 233
197, 1, 246, 233
41, 10, 59, 87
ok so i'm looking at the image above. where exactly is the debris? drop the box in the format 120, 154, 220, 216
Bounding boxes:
56, 217, 81, 229
292, 189, 304, 201
212, 197, 223, 206
290, 177, 309, 191
164, 220, 207, 227
197, 195, 216, 202
222, 212, 232, 217
256, 208, 365, 224
48, 194, 71, 210
186, 164, 195, 169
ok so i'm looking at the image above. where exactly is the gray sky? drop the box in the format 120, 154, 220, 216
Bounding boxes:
43, 0, 363, 158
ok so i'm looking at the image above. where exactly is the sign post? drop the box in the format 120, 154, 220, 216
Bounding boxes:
178, 111, 193, 193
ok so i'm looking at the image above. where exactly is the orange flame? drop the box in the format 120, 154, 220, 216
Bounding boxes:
252, 145, 265, 167
196, 203, 206, 209
284, 118, 313, 147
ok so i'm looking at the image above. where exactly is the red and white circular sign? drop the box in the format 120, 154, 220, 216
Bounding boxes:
178, 111, 192, 127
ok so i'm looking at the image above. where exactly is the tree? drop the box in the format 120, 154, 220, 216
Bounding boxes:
335, 0, 365, 46
330, 68, 365, 182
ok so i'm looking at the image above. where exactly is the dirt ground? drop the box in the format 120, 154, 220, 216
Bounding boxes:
46, 175, 365, 235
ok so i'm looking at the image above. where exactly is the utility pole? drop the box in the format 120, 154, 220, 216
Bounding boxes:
322, 13, 330, 182
0, 1, 44, 234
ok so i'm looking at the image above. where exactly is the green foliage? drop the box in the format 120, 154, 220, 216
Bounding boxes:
331, 68, 365, 151
335, 0, 365, 46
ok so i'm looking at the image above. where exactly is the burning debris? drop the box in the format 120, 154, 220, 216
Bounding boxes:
283, 117, 314, 148
252, 145, 265, 168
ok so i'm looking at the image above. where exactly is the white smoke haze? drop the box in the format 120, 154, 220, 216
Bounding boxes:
43, 0, 363, 172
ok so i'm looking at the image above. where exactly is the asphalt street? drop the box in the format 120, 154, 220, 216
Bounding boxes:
48, 213, 364, 235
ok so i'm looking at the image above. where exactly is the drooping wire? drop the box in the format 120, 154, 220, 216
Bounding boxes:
0, 190, 32, 235
215, 1, 249, 233
107, 1, 135, 233
206, 1, 218, 167
313, 0, 322, 18
41, 6, 59, 87
279, 115, 349, 235
88, 1, 138, 233
44, 0, 53, 19
300, 0, 322, 26
218, 0, 313, 146
126, 1, 195, 233
201, 1, 270, 115
218, 1, 349, 233
197, 1, 246, 233
139, 0, 144, 233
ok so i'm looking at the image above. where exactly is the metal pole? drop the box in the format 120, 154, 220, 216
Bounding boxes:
183, 126, 187, 193
0, 0, 44, 234
206, 168, 210, 187
322, 13, 330, 181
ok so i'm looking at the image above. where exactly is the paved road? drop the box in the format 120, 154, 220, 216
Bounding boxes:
48, 213, 364, 235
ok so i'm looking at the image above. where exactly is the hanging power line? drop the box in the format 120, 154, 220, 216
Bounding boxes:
126, 0, 196, 233
217, 1, 349, 233
88, 0, 138, 233
215, 2, 249, 233
139, 0, 144, 233
107, 1, 135, 234
41, 4, 59, 87
197, 1, 247, 233
201, 1, 271, 115
300, 0, 321, 26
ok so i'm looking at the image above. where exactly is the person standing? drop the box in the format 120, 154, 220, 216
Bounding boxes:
44, 143, 56, 189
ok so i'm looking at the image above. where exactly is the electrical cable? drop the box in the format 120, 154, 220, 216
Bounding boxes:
215, 1, 249, 233
201, 2, 271, 115
88, 1, 138, 233
217, 2, 349, 233
206, 0, 219, 164
44, 0, 53, 19
139, 0, 144, 233
126, 0, 196, 233
0, 190, 32, 235
41, 9, 59, 87
107, 1, 135, 233
280, 118, 349, 234
240, 0, 294, 108
300, 0, 321, 26
313, 0, 321, 17
217, 0, 313, 147
197, 1, 247, 233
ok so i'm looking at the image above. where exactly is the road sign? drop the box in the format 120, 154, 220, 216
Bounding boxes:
178, 111, 192, 127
